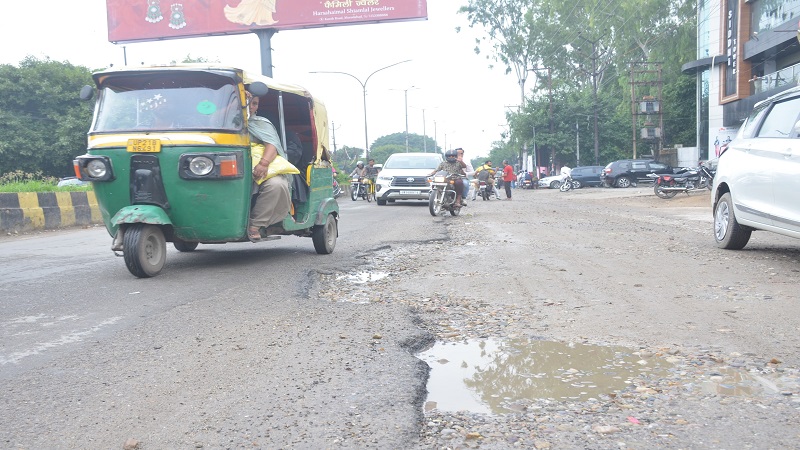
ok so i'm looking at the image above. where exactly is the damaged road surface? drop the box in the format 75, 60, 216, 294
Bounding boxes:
2, 188, 800, 449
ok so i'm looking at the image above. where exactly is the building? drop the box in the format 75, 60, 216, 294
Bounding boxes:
682, 0, 800, 160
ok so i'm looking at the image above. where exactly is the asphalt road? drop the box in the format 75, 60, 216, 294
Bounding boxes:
2, 187, 800, 449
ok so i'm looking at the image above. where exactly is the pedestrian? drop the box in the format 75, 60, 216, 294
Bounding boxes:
502, 160, 515, 200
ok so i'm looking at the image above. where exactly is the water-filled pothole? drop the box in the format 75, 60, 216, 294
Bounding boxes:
418, 338, 672, 414
336, 271, 389, 284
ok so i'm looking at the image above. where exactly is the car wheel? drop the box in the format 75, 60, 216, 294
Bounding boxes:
714, 192, 752, 250
550, 180, 560, 189
615, 177, 632, 188
376, 199, 387, 206
572, 180, 582, 189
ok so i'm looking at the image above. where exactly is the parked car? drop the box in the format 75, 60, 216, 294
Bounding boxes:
568, 165, 605, 188
712, 85, 800, 249
57, 177, 89, 187
537, 174, 565, 189
374, 152, 444, 206
600, 159, 673, 188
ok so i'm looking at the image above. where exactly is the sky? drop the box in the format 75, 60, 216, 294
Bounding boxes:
0, 1, 521, 159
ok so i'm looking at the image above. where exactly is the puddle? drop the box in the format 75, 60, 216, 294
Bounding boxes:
336, 271, 389, 284
418, 338, 672, 414
699, 367, 799, 397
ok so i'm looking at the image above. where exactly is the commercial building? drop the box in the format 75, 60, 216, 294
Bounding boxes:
682, 0, 800, 159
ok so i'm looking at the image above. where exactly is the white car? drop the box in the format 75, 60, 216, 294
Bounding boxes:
374, 153, 444, 206
712, 86, 800, 249
537, 174, 566, 189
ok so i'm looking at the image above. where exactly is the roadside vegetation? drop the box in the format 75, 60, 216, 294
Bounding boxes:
0, 170, 90, 193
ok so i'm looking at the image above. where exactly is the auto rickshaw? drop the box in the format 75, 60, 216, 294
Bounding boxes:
75, 65, 339, 277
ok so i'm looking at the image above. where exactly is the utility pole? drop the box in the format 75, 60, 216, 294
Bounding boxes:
577, 35, 605, 165
629, 62, 664, 159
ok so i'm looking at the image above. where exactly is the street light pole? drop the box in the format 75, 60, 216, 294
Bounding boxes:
310, 59, 411, 160
391, 86, 417, 152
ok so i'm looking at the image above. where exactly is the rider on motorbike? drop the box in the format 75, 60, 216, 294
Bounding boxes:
428, 149, 467, 207
350, 161, 366, 178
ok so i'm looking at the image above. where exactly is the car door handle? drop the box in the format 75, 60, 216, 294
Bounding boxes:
784, 148, 793, 158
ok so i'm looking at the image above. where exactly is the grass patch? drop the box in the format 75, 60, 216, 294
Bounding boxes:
0, 170, 92, 193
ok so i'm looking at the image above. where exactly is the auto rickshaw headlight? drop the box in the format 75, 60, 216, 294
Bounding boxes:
189, 156, 215, 176
87, 159, 108, 178
73, 155, 114, 182
179, 152, 243, 180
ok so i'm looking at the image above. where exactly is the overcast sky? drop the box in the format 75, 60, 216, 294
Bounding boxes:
0, 1, 522, 159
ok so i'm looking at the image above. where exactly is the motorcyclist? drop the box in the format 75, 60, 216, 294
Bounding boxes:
474, 160, 497, 197
350, 161, 366, 178
428, 149, 467, 207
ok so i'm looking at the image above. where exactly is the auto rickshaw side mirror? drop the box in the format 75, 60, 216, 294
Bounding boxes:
79, 85, 95, 101
248, 82, 269, 97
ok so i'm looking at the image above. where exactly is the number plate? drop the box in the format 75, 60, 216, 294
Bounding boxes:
127, 139, 161, 153
399, 190, 419, 195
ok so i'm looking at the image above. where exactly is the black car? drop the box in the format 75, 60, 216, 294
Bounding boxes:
600, 159, 673, 188
568, 166, 605, 188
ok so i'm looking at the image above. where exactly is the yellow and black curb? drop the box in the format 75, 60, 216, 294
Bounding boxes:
0, 192, 102, 233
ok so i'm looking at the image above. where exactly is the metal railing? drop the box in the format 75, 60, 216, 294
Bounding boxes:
751, 62, 800, 94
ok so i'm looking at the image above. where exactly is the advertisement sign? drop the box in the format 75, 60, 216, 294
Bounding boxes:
107, 0, 428, 43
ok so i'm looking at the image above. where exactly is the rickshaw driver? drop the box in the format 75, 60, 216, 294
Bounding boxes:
246, 90, 292, 242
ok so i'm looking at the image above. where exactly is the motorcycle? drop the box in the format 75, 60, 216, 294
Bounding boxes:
477, 179, 497, 200
428, 171, 464, 216
650, 165, 715, 199
559, 174, 576, 192
350, 177, 373, 202
333, 178, 342, 199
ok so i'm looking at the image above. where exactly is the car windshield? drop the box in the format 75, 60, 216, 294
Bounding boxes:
384, 155, 443, 169
91, 71, 243, 133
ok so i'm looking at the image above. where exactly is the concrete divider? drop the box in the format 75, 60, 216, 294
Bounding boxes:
0, 191, 102, 233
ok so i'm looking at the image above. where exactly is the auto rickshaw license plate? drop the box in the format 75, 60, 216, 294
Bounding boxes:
127, 139, 161, 153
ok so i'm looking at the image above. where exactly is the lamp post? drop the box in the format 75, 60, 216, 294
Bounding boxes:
391, 86, 418, 152
310, 60, 411, 160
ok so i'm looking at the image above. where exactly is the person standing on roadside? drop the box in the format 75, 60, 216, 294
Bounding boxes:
502, 160, 515, 200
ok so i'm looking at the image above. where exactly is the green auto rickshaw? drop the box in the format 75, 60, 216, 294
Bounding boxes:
75, 65, 339, 278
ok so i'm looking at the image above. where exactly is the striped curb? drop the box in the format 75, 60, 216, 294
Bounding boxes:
0, 192, 102, 233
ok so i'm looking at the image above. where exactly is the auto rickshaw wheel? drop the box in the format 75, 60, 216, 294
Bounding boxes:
173, 238, 199, 252
123, 224, 167, 278
312, 214, 337, 254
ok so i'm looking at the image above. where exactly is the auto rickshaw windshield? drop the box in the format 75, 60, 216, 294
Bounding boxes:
92, 72, 243, 133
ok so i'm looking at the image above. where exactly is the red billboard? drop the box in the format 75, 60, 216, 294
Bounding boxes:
106, 0, 428, 43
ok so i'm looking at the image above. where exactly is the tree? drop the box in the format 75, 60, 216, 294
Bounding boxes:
0, 57, 94, 177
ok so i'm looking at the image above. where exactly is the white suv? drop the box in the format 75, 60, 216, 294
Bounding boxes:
712, 86, 800, 249
374, 153, 443, 206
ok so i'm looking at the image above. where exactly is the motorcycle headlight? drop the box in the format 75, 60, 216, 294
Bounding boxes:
434, 176, 447, 183
189, 156, 214, 176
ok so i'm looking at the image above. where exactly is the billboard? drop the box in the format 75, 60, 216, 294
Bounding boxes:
106, 0, 428, 43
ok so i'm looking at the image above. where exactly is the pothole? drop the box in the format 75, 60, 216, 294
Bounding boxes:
336, 271, 389, 284
417, 338, 672, 414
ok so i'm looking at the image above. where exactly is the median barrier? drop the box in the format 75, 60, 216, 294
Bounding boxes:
0, 191, 102, 233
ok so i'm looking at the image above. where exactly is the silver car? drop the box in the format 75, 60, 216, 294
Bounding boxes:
712, 86, 800, 249
374, 153, 443, 206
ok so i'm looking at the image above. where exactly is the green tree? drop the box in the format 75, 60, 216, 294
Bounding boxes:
0, 57, 94, 177
372, 132, 437, 153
